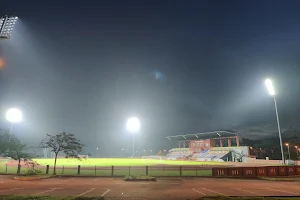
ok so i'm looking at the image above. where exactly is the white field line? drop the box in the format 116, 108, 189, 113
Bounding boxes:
33, 188, 58, 195
0, 188, 21, 193
77, 188, 95, 196
178, 178, 185, 181
192, 188, 206, 195
201, 188, 227, 196
232, 188, 263, 196
101, 188, 110, 196
263, 188, 300, 195
92, 178, 99, 181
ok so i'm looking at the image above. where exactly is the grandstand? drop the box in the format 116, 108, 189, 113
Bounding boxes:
165, 148, 192, 160
165, 131, 249, 162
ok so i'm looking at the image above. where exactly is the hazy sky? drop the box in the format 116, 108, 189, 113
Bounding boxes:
1, 0, 300, 156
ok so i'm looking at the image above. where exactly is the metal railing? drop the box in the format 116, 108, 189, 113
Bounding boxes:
0, 164, 212, 176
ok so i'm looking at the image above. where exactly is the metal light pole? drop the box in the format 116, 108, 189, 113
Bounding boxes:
285, 143, 290, 160
126, 117, 140, 158
0, 16, 18, 39
295, 146, 299, 159
133, 133, 135, 157
265, 79, 285, 164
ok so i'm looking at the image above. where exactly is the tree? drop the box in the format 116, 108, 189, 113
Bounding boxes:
8, 135, 32, 174
40, 132, 84, 175
0, 129, 11, 155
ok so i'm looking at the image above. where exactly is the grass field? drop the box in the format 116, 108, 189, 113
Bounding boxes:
0, 159, 8, 173
32, 158, 226, 167
0, 158, 223, 176
31, 158, 218, 176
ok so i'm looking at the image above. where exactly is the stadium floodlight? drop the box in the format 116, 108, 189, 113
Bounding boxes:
126, 117, 140, 133
0, 16, 18, 39
264, 78, 284, 164
126, 117, 140, 158
6, 108, 22, 134
265, 79, 275, 96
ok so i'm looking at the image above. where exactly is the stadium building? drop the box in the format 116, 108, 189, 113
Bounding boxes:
165, 131, 249, 162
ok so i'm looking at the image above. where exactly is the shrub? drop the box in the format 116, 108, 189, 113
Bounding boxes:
25, 168, 42, 176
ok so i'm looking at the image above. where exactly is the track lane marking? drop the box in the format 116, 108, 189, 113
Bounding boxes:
192, 188, 206, 195
101, 188, 110, 196
232, 188, 263, 196
77, 188, 95, 196
0, 188, 22, 193
201, 188, 227, 196
263, 188, 300, 195
33, 188, 58, 195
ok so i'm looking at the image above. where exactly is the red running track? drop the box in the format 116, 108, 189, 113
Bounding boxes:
0, 175, 300, 199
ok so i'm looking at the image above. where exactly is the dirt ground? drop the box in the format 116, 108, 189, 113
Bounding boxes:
0, 175, 300, 199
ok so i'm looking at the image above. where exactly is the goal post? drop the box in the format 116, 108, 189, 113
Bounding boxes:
142, 155, 164, 164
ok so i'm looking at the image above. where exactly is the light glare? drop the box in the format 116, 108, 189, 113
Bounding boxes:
265, 79, 275, 96
126, 117, 140, 133
6, 108, 22, 123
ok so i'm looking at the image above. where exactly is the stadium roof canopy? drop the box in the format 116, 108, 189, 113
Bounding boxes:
166, 130, 238, 141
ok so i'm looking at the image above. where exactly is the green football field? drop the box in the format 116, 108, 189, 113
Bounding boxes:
1, 158, 226, 176
33, 158, 226, 167
31, 158, 223, 176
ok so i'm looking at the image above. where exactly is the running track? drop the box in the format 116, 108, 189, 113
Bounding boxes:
0, 175, 300, 199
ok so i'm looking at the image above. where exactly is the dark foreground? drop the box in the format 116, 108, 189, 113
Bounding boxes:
0, 175, 300, 199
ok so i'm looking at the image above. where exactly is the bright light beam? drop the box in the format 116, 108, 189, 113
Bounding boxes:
6, 108, 22, 123
265, 79, 275, 96
126, 117, 140, 133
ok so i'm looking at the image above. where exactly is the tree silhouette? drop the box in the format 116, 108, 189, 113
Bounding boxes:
40, 132, 84, 175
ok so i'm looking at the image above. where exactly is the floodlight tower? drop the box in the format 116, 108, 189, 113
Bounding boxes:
0, 16, 18, 39
126, 117, 141, 158
264, 79, 285, 164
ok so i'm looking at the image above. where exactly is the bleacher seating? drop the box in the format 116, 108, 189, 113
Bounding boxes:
166, 147, 233, 161
165, 148, 192, 160
192, 148, 230, 162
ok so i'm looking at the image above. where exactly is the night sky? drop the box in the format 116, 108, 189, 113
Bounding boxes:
1, 0, 300, 156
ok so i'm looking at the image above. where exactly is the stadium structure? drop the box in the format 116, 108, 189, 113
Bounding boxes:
164, 131, 249, 162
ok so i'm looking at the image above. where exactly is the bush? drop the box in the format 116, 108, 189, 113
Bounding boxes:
25, 168, 42, 176
124, 175, 156, 181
